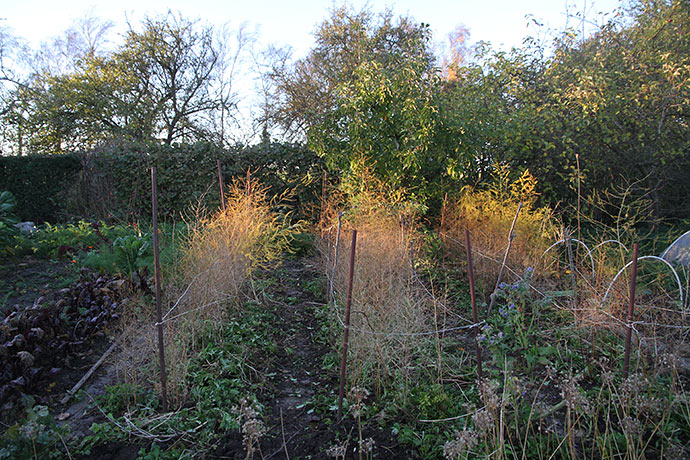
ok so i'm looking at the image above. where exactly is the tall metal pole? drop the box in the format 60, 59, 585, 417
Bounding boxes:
465, 229, 483, 380
151, 167, 168, 411
337, 230, 357, 420
217, 159, 226, 210
623, 243, 639, 379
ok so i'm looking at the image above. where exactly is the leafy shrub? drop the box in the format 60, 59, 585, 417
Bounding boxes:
0, 191, 20, 256
78, 140, 323, 221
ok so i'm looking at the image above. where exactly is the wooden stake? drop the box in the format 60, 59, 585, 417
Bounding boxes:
61, 336, 122, 405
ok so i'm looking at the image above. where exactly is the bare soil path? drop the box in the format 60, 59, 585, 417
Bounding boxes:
2, 253, 413, 459
214, 257, 335, 459
215, 256, 408, 459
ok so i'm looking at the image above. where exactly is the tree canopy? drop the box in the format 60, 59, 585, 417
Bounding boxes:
1, 13, 242, 154
269, 0, 689, 216
490, 0, 690, 217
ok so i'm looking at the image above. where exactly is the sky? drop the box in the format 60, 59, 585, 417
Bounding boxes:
3, 0, 624, 57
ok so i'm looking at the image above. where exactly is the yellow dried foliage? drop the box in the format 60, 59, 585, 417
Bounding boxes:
442, 165, 558, 290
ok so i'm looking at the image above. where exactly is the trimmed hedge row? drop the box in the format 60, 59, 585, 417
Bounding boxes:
0, 155, 82, 223
2, 141, 325, 223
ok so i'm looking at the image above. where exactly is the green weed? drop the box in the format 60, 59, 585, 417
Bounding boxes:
0, 397, 69, 460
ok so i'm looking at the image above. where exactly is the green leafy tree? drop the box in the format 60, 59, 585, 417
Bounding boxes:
309, 35, 439, 189
270, 6, 433, 139
461, 0, 690, 219
4, 12, 241, 153
271, 6, 469, 202
0, 26, 32, 156
0, 15, 115, 155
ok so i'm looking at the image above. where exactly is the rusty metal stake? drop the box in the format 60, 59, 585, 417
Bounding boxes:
329, 212, 345, 304
246, 170, 251, 197
440, 193, 448, 264
623, 243, 639, 379
440, 192, 448, 232
321, 170, 327, 229
465, 229, 483, 380
337, 230, 357, 420
151, 167, 168, 412
217, 159, 225, 210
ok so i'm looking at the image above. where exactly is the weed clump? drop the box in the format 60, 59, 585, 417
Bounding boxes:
323, 165, 440, 394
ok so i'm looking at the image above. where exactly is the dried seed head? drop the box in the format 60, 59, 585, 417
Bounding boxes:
479, 379, 500, 412
231, 397, 267, 454
545, 365, 557, 380
560, 377, 591, 415
601, 370, 615, 386
472, 409, 494, 436
621, 416, 643, 437
348, 386, 370, 417
443, 429, 478, 460
326, 442, 347, 458
359, 437, 375, 455
348, 386, 370, 404
621, 374, 648, 398
656, 352, 678, 375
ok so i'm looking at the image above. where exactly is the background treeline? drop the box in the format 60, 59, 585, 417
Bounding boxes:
0, 0, 688, 223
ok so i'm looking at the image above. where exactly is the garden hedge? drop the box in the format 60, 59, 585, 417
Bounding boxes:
0, 155, 82, 223
1, 141, 325, 223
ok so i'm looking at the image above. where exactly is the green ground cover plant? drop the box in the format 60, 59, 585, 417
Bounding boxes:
0, 397, 69, 460
80, 299, 276, 459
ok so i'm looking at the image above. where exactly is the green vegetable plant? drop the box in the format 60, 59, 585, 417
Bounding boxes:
112, 233, 152, 274
0, 397, 70, 460
481, 267, 557, 372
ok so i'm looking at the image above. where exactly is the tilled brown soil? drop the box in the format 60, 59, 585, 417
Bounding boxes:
0, 257, 74, 317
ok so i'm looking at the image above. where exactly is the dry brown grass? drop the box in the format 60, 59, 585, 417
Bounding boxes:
438, 164, 688, 360
322, 167, 437, 394
119, 178, 294, 405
